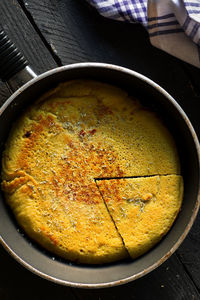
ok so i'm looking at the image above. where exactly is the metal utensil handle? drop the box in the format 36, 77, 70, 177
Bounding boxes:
0, 29, 37, 92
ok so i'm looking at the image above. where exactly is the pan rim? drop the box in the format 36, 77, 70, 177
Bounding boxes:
0, 62, 199, 288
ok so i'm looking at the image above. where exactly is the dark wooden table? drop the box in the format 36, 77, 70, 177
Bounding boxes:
0, 0, 200, 299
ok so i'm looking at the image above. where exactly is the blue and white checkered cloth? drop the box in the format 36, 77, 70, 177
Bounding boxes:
87, 0, 200, 67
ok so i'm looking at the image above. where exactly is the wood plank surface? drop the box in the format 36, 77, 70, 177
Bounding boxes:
0, 0, 57, 76
181, 62, 200, 97
0, 0, 199, 298
177, 217, 200, 290
18, 0, 92, 64
73, 255, 200, 300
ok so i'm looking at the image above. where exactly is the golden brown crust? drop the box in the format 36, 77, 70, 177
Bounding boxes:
1, 80, 183, 264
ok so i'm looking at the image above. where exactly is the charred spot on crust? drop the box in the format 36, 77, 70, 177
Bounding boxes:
24, 131, 32, 138
89, 129, 97, 135
79, 130, 86, 137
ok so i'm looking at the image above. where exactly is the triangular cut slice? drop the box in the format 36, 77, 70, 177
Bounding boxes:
96, 175, 183, 259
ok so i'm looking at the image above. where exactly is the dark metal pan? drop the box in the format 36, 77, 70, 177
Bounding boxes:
0, 29, 199, 288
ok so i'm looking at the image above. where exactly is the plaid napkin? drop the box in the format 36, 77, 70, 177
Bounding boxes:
87, 0, 200, 68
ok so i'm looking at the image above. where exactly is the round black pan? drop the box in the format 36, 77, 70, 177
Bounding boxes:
0, 29, 199, 288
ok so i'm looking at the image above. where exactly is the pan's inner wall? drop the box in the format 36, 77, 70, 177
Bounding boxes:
0, 65, 199, 287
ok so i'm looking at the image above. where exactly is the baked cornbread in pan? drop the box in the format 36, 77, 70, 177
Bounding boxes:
1, 80, 183, 264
